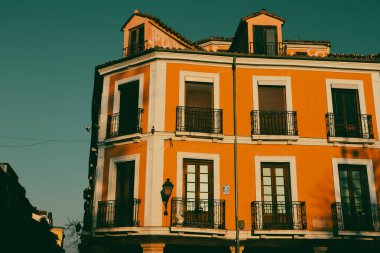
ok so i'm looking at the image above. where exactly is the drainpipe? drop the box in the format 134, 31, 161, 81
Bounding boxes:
232, 56, 240, 253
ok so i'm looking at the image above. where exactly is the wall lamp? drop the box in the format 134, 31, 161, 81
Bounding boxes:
160, 178, 174, 216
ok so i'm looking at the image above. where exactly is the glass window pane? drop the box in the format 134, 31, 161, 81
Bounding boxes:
200, 174, 208, 182
187, 183, 195, 192
200, 165, 208, 173
200, 183, 208, 192
264, 186, 272, 194
352, 179, 361, 189
263, 177, 271, 185
276, 177, 284, 185
187, 192, 195, 199
276, 186, 285, 195
275, 168, 283, 176
341, 188, 349, 197
352, 171, 360, 179
339, 170, 347, 179
276, 195, 285, 202
187, 165, 195, 173
200, 192, 208, 200
340, 179, 348, 187
187, 174, 195, 182
264, 195, 272, 202
262, 167, 271, 176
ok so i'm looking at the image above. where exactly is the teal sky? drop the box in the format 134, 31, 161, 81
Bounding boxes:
1, 1, 379, 252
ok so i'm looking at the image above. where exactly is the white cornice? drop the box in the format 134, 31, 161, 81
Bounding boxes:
98, 51, 380, 76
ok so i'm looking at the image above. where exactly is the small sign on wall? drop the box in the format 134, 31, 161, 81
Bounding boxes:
222, 184, 230, 195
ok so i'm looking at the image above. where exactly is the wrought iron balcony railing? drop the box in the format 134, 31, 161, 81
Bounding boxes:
251, 201, 307, 230
325, 113, 374, 139
107, 108, 143, 138
176, 106, 223, 134
251, 110, 298, 136
250, 42, 285, 55
331, 202, 380, 232
97, 199, 141, 228
171, 198, 225, 229
122, 40, 148, 57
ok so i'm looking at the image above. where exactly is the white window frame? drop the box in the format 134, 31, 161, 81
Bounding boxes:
331, 158, 377, 205
107, 154, 140, 201
254, 156, 298, 201
179, 71, 220, 109
252, 76, 293, 111
176, 152, 220, 200
112, 74, 144, 114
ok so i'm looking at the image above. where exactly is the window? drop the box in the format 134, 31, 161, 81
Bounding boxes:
253, 26, 278, 54
128, 25, 145, 55
252, 76, 297, 138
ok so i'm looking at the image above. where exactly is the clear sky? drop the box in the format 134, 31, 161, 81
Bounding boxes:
0, 0, 379, 252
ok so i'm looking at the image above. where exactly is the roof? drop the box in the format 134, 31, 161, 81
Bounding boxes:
120, 10, 196, 48
242, 9, 286, 23
196, 36, 234, 45
284, 40, 331, 47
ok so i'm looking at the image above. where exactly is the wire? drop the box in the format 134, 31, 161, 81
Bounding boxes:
0, 135, 89, 148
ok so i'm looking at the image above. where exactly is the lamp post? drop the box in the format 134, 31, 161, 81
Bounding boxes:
161, 178, 174, 216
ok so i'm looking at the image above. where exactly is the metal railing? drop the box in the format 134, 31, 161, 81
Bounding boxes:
171, 198, 225, 229
251, 201, 307, 230
325, 113, 374, 139
176, 106, 223, 134
97, 199, 141, 228
331, 202, 380, 232
107, 108, 143, 138
250, 42, 285, 55
251, 110, 298, 136
123, 40, 148, 57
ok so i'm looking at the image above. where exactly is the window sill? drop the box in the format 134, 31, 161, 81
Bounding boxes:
95, 226, 140, 234
104, 133, 143, 144
251, 135, 299, 141
327, 137, 375, 144
335, 230, 380, 237
176, 131, 223, 140
252, 229, 306, 235
170, 226, 226, 235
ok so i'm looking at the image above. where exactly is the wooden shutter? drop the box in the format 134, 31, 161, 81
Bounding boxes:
258, 85, 286, 111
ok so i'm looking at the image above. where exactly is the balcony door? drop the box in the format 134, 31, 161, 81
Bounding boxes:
258, 85, 287, 135
261, 163, 292, 229
129, 25, 144, 55
183, 159, 214, 228
253, 26, 277, 54
118, 81, 139, 135
115, 161, 135, 226
184, 81, 214, 133
332, 88, 361, 137
338, 164, 372, 230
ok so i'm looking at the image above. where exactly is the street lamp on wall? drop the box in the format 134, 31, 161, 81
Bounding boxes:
160, 178, 174, 216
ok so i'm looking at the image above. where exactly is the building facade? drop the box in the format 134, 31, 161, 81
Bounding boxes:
82, 10, 380, 253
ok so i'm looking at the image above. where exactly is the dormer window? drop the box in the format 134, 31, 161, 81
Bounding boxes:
253, 26, 278, 55
128, 25, 145, 56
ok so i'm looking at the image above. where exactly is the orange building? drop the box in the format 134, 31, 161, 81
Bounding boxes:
81, 9, 380, 253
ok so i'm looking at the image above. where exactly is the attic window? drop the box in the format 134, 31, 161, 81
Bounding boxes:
253, 26, 278, 55
128, 25, 145, 56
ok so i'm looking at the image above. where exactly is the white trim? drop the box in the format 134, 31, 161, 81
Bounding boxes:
112, 74, 144, 113
252, 76, 292, 111
107, 154, 140, 200
331, 158, 377, 204
98, 76, 110, 141
325, 78, 367, 114
92, 147, 105, 229
179, 71, 220, 109
148, 61, 167, 131
144, 135, 165, 226
254, 156, 298, 201
371, 72, 380, 140
176, 152, 220, 200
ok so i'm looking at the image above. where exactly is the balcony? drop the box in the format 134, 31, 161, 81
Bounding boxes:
251, 201, 307, 231
250, 110, 298, 141
97, 199, 141, 228
170, 198, 225, 229
249, 42, 285, 55
176, 106, 223, 138
325, 113, 374, 143
107, 108, 143, 138
331, 202, 380, 232
122, 40, 148, 57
